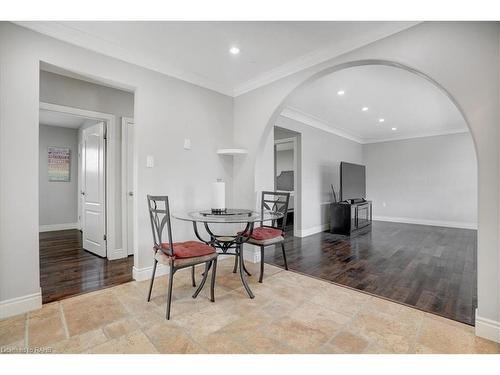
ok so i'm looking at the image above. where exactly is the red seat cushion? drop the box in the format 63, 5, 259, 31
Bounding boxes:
239, 227, 283, 241
157, 241, 215, 259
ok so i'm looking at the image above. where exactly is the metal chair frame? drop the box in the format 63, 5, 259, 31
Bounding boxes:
147, 195, 218, 319
256, 191, 291, 282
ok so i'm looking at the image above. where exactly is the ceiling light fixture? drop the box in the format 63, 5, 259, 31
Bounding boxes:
229, 46, 240, 55
391, 127, 397, 131
378, 118, 385, 123
337, 90, 345, 96
362, 107, 369, 111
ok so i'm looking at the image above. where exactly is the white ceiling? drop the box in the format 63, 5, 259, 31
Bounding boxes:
39, 109, 97, 129
16, 21, 418, 96
283, 64, 468, 143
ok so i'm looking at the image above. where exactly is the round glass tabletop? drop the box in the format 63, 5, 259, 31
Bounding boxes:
172, 208, 283, 224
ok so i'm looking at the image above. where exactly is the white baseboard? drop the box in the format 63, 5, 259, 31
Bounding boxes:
475, 313, 500, 343
108, 248, 127, 260
241, 245, 260, 263
296, 223, 329, 238
373, 216, 477, 230
39, 222, 79, 232
0, 290, 42, 319
132, 263, 170, 282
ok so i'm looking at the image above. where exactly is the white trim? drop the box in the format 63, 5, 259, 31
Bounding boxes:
17, 21, 234, 96
108, 248, 126, 261
39, 102, 124, 260
232, 23, 420, 96
362, 128, 470, 144
39, 222, 79, 232
281, 106, 469, 145
281, 106, 363, 143
241, 245, 261, 263
0, 290, 42, 319
475, 313, 500, 343
373, 216, 477, 230
296, 223, 330, 238
132, 264, 169, 282
121, 117, 135, 257
17, 21, 419, 97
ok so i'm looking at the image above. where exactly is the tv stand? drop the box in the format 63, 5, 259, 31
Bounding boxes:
330, 200, 372, 236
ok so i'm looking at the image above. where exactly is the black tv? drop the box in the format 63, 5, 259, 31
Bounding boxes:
340, 162, 366, 202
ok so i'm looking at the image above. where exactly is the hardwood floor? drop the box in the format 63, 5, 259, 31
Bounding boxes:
264, 221, 477, 325
39, 229, 134, 304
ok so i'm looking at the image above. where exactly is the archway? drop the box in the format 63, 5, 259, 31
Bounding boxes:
254, 59, 479, 325
255, 60, 476, 178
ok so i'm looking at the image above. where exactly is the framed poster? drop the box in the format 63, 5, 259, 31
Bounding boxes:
48, 147, 71, 182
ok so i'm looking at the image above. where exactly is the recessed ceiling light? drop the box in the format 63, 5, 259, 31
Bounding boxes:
229, 46, 240, 55
391, 127, 397, 131
379, 118, 385, 123
362, 107, 369, 112
337, 90, 345, 96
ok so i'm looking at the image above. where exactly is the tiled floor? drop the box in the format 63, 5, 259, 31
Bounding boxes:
1, 259, 498, 354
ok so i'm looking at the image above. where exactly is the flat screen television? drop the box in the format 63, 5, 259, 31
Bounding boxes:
340, 162, 366, 202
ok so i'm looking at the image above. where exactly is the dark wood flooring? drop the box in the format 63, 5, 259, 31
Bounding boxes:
264, 221, 477, 325
39, 229, 134, 304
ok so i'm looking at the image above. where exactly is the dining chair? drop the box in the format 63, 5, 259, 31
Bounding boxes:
245, 191, 291, 283
147, 195, 218, 320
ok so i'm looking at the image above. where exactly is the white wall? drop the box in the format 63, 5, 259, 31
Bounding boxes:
0, 22, 233, 316
363, 133, 477, 229
233, 22, 500, 340
40, 71, 134, 248
38, 125, 79, 227
275, 115, 363, 235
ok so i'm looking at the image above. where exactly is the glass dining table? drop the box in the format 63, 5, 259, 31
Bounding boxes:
172, 209, 283, 298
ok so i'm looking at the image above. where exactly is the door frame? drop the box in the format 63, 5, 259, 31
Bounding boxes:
39, 102, 125, 260
121, 116, 135, 256
274, 135, 300, 237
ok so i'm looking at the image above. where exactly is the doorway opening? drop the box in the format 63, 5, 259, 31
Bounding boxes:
38, 66, 135, 303
260, 62, 478, 325
274, 126, 301, 236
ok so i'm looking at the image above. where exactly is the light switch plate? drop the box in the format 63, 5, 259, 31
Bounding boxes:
184, 138, 192, 150
146, 155, 154, 168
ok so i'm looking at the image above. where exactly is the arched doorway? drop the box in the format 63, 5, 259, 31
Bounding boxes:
254, 60, 478, 325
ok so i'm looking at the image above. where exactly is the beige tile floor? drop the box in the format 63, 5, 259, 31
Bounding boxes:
1, 259, 499, 354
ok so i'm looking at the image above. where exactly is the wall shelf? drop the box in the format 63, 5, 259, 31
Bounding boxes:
217, 148, 248, 155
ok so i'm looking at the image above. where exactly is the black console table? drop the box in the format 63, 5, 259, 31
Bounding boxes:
329, 200, 372, 235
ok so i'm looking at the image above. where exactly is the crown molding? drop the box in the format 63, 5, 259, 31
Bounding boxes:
233, 22, 420, 96
14, 21, 235, 96
281, 106, 364, 143
15, 21, 420, 98
281, 106, 469, 145
362, 128, 469, 144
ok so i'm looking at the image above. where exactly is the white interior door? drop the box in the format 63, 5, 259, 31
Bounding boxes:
125, 120, 134, 256
82, 122, 106, 257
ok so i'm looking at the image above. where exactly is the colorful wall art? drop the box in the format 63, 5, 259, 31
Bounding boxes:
48, 146, 71, 182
